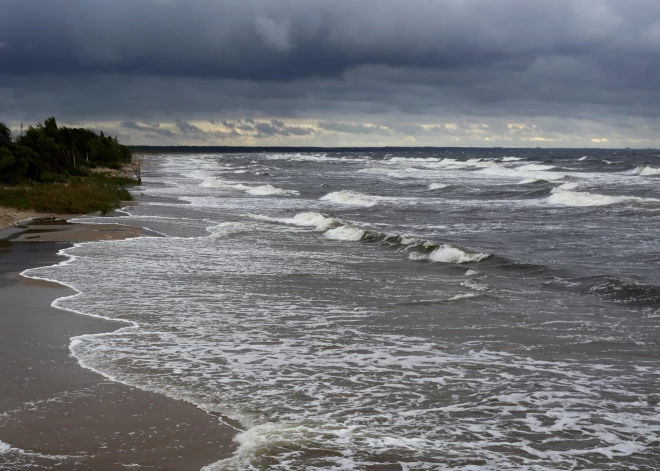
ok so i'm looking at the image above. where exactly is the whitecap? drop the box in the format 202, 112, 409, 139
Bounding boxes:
477, 161, 566, 182
246, 211, 351, 233
558, 182, 580, 190
461, 279, 490, 291
399, 236, 422, 245
548, 188, 622, 206
200, 177, 251, 191
428, 183, 448, 190
320, 190, 379, 207
246, 184, 299, 196
408, 252, 429, 261
324, 225, 366, 241
502, 156, 524, 161
387, 169, 426, 179
547, 188, 660, 207
290, 212, 342, 230
633, 165, 660, 176
429, 245, 491, 264
446, 293, 481, 302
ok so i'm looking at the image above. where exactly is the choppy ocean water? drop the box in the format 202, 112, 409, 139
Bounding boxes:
19, 150, 660, 470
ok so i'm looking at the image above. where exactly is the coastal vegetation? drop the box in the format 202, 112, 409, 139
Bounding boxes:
0, 118, 137, 213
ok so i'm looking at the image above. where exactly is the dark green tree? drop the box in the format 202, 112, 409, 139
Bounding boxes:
0, 123, 11, 147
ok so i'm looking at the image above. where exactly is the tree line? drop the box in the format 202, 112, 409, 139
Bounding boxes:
0, 117, 132, 184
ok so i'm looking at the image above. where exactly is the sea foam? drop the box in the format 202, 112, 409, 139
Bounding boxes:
547, 188, 660, 207
324, 225, 366, 241
547, 188, 622, 206
248, 212, 343, 231
208, 222, 256, 238
286, 212, 342, 231
428, 183, 449, 190
634, 165, 660, 176
428, 245, 490, 264
246, 184, 299, 196
320, 190, 379, 207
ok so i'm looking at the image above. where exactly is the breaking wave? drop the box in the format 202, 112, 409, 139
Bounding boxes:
199, 176, 250, 190
282, 212, 341, 231
248, 211, 492, 266
477, 161, 567, 183
320, 190, 379, 207
246, 184, 299, 196
558, 182, 580, 190
633, 165, 660, 176
547, 188, 660, 207
324, 225, 366, 241
409, 245, 491, 264
429, 245, 491, 264
248, 212, 342, 231
192, 171, 298, 197
428, 183, 449, 190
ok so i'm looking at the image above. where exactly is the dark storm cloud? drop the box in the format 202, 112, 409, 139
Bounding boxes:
222, 118, 316, 137
120, 121, 175, 138
2, 0, 660, 145
2, 0, 660, 87
176, 121, 204, 135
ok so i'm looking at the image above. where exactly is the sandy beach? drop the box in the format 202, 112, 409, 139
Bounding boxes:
0, 226, 237, 469
0, 207, 55, 230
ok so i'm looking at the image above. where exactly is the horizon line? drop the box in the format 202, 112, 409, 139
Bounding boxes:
129, 145, 656, 152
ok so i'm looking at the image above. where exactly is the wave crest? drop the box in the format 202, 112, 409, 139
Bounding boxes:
429, 245, 491, 264
320, 190, 379, 207
324, 225, 366, 241
246, 184, 299, 196
428, 183, 449, 190
548, 188, 660, 207
634, 165, 660, 176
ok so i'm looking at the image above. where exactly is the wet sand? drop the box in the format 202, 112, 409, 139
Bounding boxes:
10, 222, 145, 243
0, 243, 237, 470
0, 208, 69, 230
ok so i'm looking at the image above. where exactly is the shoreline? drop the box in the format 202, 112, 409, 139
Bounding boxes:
0, 220, 238, 469
0, 205, 144, 243
0, 207, 75, 231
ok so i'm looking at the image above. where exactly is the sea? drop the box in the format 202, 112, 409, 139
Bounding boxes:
19, 149, 660, 469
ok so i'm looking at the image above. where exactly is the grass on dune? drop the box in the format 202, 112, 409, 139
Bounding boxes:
0, 175, 135, 214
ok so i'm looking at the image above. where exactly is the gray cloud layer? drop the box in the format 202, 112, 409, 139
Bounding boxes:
1, 0, 660, 146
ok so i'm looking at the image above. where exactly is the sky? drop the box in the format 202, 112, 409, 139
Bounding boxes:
2, 0, 660, 147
